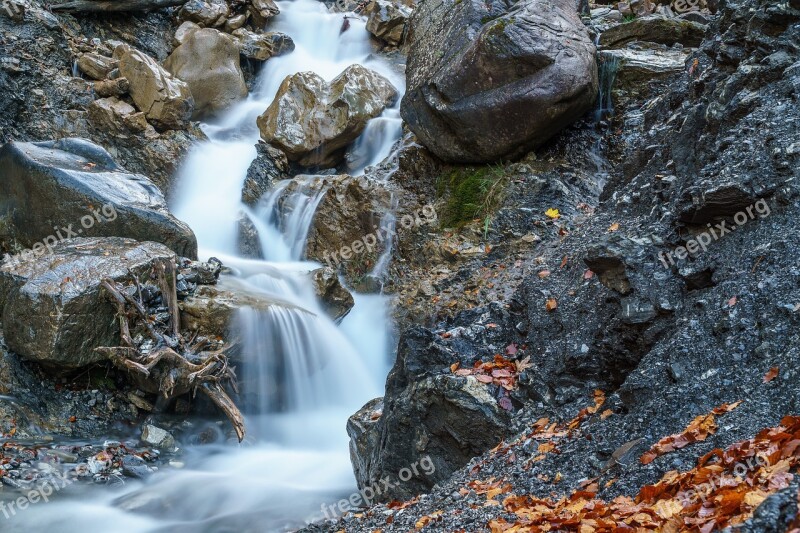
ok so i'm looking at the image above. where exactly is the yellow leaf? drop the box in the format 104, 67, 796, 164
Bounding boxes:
545, 208, 560, 219
608, 222, 620, 232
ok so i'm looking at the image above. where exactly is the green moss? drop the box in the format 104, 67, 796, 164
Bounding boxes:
436, 165, 509, 230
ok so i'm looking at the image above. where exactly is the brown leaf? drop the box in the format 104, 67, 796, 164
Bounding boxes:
545, 298, 558, 312
763, 367, 779, 383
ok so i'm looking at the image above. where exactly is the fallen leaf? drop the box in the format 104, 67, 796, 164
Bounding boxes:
608, 222, 620, 232
538, 270, 551, 279
545, 208, 560, 219
545, 298, 558, 312
728, 296, 738, 307
763, 367, 779, 383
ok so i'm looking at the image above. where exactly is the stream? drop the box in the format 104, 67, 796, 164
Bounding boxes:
6, 1, 404, 531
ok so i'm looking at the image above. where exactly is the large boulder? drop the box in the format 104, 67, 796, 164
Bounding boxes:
0, 238, 176, 368
349, 327, 514, 500
257, 65, 398, 168
0, 139, 197, 258
365, 0, 413, 46
401, 0, 598, 163
164, 28, 248, 119
114, 45, 194, 130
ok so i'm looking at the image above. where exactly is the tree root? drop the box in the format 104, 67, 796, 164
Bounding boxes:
96, 260, 246, 442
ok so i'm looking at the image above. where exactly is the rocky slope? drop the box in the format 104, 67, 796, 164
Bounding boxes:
304, 0, 800, 531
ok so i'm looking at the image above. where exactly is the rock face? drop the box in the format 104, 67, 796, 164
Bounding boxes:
598, 15, 707, 49
0, 238, 175, 368
164, 28, 248, 119
401, 0, 598, 163
0, 139, 197, 258
77, 53, 119, 80
257, 65, 398, 168
365, 0, 412, 46
114, 45, 194, 130
249, 0, 280, 27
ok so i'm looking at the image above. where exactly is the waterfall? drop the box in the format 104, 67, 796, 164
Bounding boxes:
595, 53, 620, 121
6, 1, 403, 531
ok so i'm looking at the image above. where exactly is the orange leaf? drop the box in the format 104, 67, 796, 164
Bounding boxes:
763, 367, 779, 383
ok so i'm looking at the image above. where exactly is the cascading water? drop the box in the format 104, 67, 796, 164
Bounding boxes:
7, 1, 403, 531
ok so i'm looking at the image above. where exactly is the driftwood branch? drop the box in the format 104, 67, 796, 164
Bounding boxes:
51, 0, 188, 12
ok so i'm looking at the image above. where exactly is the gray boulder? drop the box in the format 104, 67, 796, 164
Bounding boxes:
0, 238, 176, 368
164, 28, 248, 119
0, 139, 197, 258
401, 0, 598, 163
176, 0, 229, 27
257, 65, 398, 168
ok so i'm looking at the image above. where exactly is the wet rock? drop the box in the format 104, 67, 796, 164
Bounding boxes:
401, 0, 598, 163
300, 174, 394, 277
0, 237, 176, 368
598, 15, 706, 49
236, 212, 264, 259
350, 327, 514, 500
0, 138, 197, 258
114, 45, 194, 130
365, 0, 412, 46
177, 0, 229, 27
347, 397, 384, 491
241, 142, 289, 206
232, 28, 295, 61
180, 277, 308, 339
599, 47, 690, 87
257, 65, 398, 168
164, 28, 247, 120
678, 184, 757, 224
311, 267, 355, 323
249, 0, 280, 28
77, 53, 118, 80
141, 424, 176, 450
88, 97, 148, 134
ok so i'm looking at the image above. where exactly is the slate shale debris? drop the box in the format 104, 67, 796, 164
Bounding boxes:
95, 258, 245, 442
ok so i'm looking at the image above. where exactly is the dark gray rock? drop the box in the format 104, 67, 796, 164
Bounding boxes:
401, 0, 598, 163
241, 142, 289, 207
0, 138, 197, 259
236, 212, 264, 259
0, 237, 176, 368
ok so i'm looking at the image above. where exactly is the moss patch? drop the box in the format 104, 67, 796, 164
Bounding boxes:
436, 165, 509, 230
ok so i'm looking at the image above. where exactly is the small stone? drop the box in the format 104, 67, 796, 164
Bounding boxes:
141, 424, 176, 450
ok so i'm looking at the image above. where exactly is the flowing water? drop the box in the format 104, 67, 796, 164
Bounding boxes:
8, 1, 403, 530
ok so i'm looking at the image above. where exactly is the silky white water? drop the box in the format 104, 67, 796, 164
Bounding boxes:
7, 1, 403, 531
